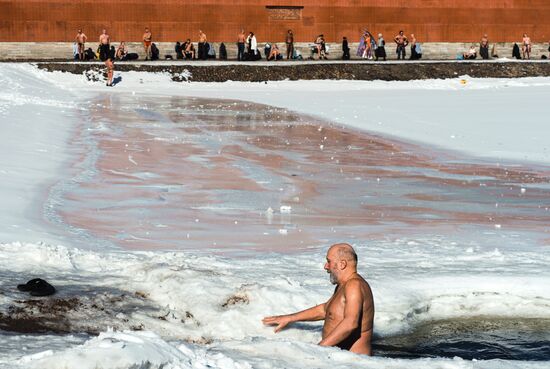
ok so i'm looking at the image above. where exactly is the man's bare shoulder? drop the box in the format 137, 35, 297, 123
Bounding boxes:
347, 275, 372, 291
344, 276, 364, 291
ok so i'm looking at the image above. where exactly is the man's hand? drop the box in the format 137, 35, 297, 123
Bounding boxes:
262, 315, 293, 333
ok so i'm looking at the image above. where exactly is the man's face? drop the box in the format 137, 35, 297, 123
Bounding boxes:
324, 249, 340, 285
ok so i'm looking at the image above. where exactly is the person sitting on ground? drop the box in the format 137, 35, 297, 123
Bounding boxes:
267, 43, 281, 61
480, 34, 490, 59
84, 47, 97, 61
263, 243, 375, 355
522, 33, 532, 59
463, 45, 477, 59
312, 34, 327, 60
116, 41, 128, 60
183, 39, 196, 59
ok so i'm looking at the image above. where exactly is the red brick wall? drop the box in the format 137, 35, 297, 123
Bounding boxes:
1, 0, 549, 43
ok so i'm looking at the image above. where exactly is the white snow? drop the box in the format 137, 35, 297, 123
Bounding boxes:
38, 64, 550, 165
0, 64, 80, 244
0, 63, 549, 368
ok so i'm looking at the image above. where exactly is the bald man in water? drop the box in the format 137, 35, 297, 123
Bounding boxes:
262, 243, 375, 355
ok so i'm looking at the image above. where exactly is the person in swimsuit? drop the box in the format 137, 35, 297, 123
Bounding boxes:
105, 46, 115, 86
98, 29, 110, 62
143, 27, 152, 60
312, 34, 326, 60
75, 29, 87, 60
285, 29, 294, 60
463, 45, 477, 59
183, 38, 195, 59
394, 30, 408, 60
362, 31, 373, 59
237, 29, 246, 61
263, 243, 375, 355
522, 33, 532, 59
198, 30, 208, 60
116, 41, 127, 60
267, 43, 281, 61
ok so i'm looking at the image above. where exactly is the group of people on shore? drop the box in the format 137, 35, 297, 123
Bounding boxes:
75, 27, 158, 86
74, 27, 549, 73
354, 30, 422, 61
461, 33, 536, 60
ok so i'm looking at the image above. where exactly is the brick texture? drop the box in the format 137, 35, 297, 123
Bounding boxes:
1, 0, 549, 43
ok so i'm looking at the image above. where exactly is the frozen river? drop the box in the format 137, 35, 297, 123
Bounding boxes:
0, 64, 549, 368
55, 94, 550, 253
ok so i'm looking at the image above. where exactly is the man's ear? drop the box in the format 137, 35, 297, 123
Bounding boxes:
339, 259, 348, 270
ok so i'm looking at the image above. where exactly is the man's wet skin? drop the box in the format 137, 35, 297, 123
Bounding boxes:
322, 244, 374, 354
263, 243, 375, 355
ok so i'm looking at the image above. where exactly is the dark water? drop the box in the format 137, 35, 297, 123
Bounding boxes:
373, 317, 550, 361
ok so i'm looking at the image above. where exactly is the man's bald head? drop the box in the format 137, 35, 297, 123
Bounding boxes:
328, 243, 358, 266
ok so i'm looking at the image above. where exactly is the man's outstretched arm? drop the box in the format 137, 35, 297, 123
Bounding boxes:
262, 303, 326, 333
318, 280, 363, 347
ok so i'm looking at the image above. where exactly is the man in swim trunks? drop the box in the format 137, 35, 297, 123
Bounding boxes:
105, 45, 115, 86
183, 38, 195, 59
143, 27, 152, 60
198, 30, 208, 60
394, 30, 408, 60
75, 29, 87, 60
99, 29, 110, 62
263, 243, 375, 355
522, 33, 531, 59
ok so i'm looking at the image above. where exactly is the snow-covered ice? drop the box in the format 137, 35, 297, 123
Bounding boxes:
0, 63, 549, 368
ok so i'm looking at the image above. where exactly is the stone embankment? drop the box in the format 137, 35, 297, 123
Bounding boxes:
35, 60, 550, 82
1, 41, 550, 61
